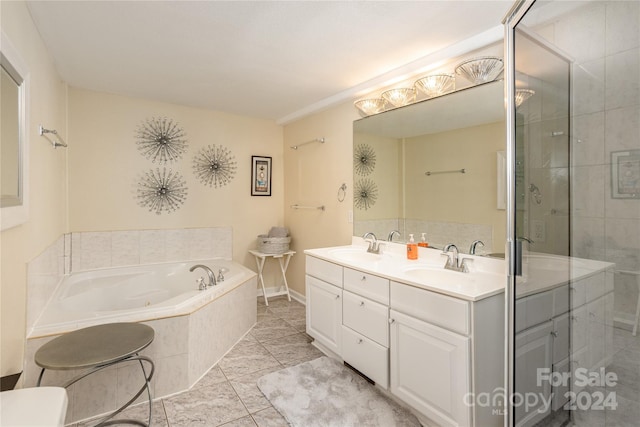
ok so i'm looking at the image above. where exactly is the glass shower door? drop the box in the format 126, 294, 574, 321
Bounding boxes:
507, 1, 639, 426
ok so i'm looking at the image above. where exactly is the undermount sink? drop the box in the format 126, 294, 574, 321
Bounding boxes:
401, 264, 473, 285
327, 247, 383, 263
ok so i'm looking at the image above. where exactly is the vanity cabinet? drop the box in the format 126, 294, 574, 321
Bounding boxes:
305, 258, 343, 356
305, 253, 504, 427
514, 268, 614, 427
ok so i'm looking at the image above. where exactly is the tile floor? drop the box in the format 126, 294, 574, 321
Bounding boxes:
74, 296, 323, 427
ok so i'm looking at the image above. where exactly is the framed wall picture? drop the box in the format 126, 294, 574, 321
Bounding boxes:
251, 156, 272, 196
611, 150, 640, 199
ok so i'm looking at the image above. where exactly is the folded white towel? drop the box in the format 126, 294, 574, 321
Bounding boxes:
268, 226, 289, 237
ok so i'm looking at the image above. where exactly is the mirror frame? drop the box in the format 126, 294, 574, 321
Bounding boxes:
1, 31, 30, 231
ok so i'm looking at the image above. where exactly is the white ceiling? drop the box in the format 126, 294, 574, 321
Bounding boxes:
26, 1, 512, 123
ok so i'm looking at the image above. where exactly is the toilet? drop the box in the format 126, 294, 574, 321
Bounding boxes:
0, 387, 67, 426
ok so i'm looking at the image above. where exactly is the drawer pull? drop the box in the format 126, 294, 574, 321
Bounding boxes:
359, 301, 365, 307
357, 338, 363, 344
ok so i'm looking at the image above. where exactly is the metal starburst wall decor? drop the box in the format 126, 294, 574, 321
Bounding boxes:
136, 168, 188, 215
135, 117, 188, 163
354, 144, 377, 176
192, 145, 237, 188
354, 178, 378, 210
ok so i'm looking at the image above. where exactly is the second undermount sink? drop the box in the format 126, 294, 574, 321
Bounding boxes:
401, 264, 477, 286
327, 247, 383, 264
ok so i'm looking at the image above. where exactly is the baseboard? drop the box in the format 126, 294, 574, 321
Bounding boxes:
257, 286, 305, 305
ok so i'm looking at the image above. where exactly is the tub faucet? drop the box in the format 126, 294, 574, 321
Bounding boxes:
190, 264, 217, 287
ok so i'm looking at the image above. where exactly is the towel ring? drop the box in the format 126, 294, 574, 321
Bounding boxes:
337, 183, 347, 202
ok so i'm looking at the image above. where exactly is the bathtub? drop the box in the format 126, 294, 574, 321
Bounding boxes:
26, 258, 258, 423
30, 259, 255, 337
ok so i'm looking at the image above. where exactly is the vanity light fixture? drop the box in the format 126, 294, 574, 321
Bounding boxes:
414, 74, 455, 98
354, 98, 387, 117
515, 89, 535, 108
455, 56, 504, 85
381, 87, 416, 108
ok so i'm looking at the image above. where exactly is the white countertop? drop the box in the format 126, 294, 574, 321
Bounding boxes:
515, 253, 615, 299
305, 238, 507, 302
304, 238, 616, 302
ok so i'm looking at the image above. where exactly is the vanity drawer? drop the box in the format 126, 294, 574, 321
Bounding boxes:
342, 326, 389, 389
516, 289, 554, 333
390, 281, 470, 335
343, 268, 389, 304
343, 290, 389, 347
306, 255, 343, 287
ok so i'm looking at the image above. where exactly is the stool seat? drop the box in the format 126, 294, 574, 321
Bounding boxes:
35, 323, 154, 370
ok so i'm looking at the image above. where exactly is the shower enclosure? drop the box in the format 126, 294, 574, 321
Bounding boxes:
506, 0, 639, 425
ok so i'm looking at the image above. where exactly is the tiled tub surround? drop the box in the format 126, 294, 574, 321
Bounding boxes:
26, 227, 232, 333
23, 226, 258, 424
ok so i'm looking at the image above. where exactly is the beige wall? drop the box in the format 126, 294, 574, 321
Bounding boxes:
1, 1, 68, 377
283, 102, 359, 296
405, 121, 506, 248
67, 88, 284, 270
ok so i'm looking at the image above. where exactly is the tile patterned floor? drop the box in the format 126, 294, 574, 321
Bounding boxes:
75, 296, 322, 427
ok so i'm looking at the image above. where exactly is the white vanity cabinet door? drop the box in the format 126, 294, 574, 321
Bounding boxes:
552, 312, 570, 364
514, 321, 553, 427
342, 290, 389, 346
389, 309, 471, 427
306, 275, 342, 355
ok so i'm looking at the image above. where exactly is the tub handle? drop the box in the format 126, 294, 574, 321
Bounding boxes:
196, 277, 207, 291
218, 268, 226, 282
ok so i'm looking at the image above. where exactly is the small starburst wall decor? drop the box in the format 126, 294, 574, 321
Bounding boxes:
136, 168, 188, 215
192, 144, 237, 188
354, 144, 376, 176
354, 178, 378, 210
135, 117, 188, 163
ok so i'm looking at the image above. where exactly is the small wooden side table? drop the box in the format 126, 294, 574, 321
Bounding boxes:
35, 322, 155, 426
249, 249, 295, 305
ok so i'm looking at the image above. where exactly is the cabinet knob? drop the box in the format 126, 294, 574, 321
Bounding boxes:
359, 301, 365, 307
335, 294, 340, 299
361, 275, 367, 281
357, 339, 363, 344
389, 318, 395, 324
551, 331, 558, 338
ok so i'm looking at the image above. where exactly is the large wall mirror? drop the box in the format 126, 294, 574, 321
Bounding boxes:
353, 80, 506, 255
1, 32, 29, 230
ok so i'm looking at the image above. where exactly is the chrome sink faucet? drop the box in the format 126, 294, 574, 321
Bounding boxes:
469, 240, 485, 255
363, 232, 381, 254
190, 264, 217, 287
442, 244, 472, 273
387, 230, 401, 242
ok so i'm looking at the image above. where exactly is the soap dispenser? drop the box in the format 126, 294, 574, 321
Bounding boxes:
407, 234, 418, 260
418, 233, 429, 248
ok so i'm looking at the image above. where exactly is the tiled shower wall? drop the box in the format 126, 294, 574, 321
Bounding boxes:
544, 1, 639, 325
26, 227, 232, 333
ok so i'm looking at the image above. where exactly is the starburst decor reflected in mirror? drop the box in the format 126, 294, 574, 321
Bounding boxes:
135, 117, 188, 163
354, 144, 376, 176
192, 145, 237, 188
354, 178, 378, 210
136, 168, 188, 215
